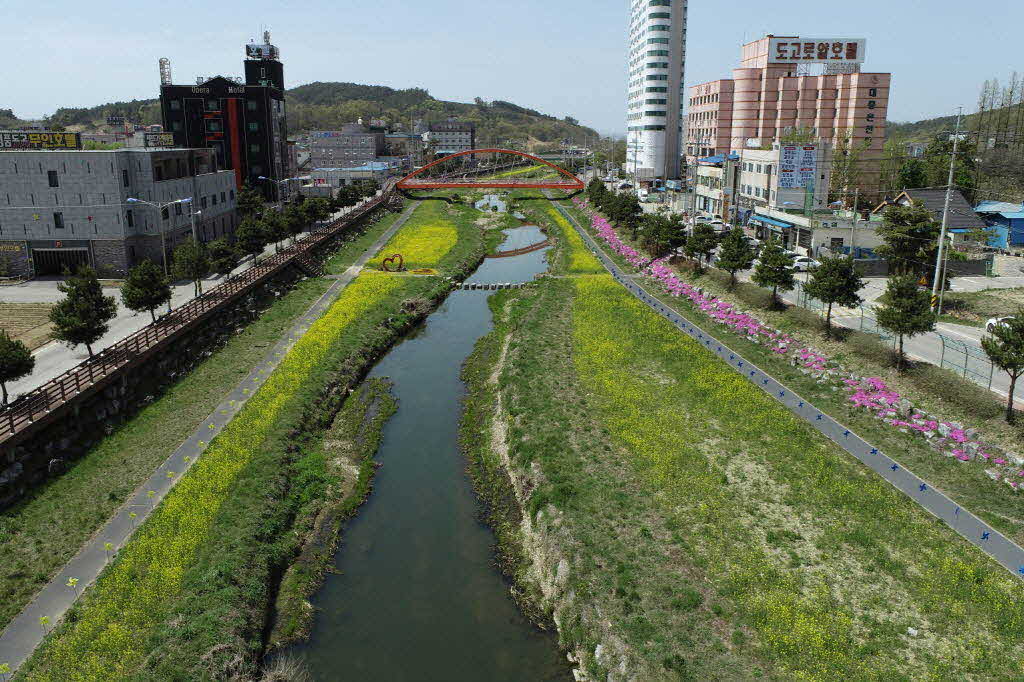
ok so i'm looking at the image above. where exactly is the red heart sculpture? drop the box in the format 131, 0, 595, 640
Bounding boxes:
381, 253, 404, 272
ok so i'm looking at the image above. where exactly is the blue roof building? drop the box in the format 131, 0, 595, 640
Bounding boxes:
975, 200, 1024, 248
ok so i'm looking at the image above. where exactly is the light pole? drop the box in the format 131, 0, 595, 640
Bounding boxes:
932, 108, 963, 312
125, 196, 193, 277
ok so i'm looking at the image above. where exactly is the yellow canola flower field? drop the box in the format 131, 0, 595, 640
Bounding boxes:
367, 202, 457, 271
493, 164, 550, 178
570, 274, 1024, 680
28, 272, 404, 681
546, 207, 603, 274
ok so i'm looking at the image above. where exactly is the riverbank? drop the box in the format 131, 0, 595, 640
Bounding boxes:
17, 199, 494, 680
461, 197, 1024, 679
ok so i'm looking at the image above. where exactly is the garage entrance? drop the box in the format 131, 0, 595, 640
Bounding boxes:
31, 248, 90, 276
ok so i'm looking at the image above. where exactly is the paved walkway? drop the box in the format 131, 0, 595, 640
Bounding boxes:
554, 200, 1024, 582
0, 200, 418, 675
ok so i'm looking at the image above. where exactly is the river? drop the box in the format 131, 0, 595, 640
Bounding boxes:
285, 224, 569, 681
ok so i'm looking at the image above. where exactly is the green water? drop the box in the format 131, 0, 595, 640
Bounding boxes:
288, 227, 569, 680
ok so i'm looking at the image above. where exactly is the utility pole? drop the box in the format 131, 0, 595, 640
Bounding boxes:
850, 188, 858, 255
931, 107, 963, 313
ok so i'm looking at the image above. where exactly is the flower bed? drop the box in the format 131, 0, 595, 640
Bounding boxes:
366, 202, 458, 270
571, 196, 1022, 496
545, 207, 604, 274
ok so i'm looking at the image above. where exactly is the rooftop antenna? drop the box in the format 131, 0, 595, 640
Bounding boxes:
159, 57, 172, 86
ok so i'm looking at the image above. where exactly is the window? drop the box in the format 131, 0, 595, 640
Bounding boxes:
206, 99, 220, 111
649, 12, 670, 18
161, 206, 169, 220
170, 100, 181, 110
249, 143, 261, 153
649, 0, 670, 5
247, 100, 257, 111
647, 37, 669, 44
122, 169, 129, 187
212, 194, 218, 206
47, 170, 58, 188
247, 121, 259, 132
172, 121, 182, 132
221, 191, 226, 203
175, 203, 182, 215
53, 212, 64, 229
830, 237, 845, 249
206, 119, 222, 133
868, 88, 877, 97
125, 209, 134, 228
200, 197, 208, 209
230, 190, 235, 200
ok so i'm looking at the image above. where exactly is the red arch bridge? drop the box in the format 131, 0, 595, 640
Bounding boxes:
396, 148, 585, 192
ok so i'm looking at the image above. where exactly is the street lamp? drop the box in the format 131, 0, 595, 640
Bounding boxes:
125, 196, 193, 277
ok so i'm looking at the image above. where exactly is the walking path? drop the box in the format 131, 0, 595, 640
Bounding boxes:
553, 200, 1024, 582
0, 200, 419, 675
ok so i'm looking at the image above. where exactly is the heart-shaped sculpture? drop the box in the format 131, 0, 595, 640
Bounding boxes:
381, 253, 404, 272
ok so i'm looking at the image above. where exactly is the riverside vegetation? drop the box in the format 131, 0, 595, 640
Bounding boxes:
19, 197, 496, 680
461, 196, 1024, 679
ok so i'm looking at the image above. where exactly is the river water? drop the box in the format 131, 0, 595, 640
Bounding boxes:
286, 225, 569, 681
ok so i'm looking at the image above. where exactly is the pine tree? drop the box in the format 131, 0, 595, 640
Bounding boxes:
235, 217, 268, 266
716, 227, 755, 288
283, 203, 307, 244
207, 238, 240, 278
684, 223, 718, 273
875, 201, 940, 276
49, 266, 117, 357
235, 184, 265, 220
981, 310, 1024, 424
751, 238, 795, 308
0, 330, 34, 404
803, 255, 865, 338
121, 259, 171, 322
875, 275, 936, 371
171, 239, 211, 296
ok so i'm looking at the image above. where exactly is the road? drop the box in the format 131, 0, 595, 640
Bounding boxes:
1, 201, 371, 401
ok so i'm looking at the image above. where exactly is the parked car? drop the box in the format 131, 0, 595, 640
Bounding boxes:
637, 189, 650, 202
987, 316, 1016, 333
792, 256, 821, 272
617, 182, 634, 190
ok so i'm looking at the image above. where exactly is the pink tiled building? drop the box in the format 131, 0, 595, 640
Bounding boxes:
687, 35, 891, 198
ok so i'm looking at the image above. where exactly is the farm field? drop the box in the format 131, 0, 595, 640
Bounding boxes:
0, 302, 54, 350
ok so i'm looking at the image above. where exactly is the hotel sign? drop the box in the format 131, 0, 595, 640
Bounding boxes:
0, 131, 82, 150
769, 38, 866, 64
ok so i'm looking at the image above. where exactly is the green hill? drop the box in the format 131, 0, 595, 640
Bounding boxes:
3, 82, 599, 150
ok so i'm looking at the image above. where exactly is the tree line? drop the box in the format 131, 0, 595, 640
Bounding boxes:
0, 180, 381, 405
584, 178, 1024, 423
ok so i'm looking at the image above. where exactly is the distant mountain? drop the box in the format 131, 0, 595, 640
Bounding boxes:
887, 113, 965, 142
3, 81, 599, 150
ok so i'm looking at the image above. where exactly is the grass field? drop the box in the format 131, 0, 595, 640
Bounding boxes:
365, 200, 468, 271
941, 286, 1024, 326
0, 302, 54, 350
0, 279, 334, 633
322, 201, 409, 275
462, 201, 1024, 679
20, 199, 491, 680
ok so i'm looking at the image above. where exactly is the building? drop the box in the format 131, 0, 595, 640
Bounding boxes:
626, 0, 687, 181
694, 143, 831, 220
975, 200, 1024, 248
309, 124, 386, 168
160, 31, 289, 199
687, 35, 890, 197
747, 205, 883, 256
425, 120, 476, 155
0, 146, 237, 277
300, 162, 396, 199
873, 189, 989, 246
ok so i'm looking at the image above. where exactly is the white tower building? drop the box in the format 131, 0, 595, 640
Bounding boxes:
626, 0, 687, 181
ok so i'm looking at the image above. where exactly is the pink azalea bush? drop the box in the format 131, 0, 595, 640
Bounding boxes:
572, 196, 1023, 492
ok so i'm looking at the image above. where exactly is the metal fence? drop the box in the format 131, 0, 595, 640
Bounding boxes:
792, 280, 996, 390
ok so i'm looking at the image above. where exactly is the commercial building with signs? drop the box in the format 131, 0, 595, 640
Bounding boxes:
626, 0, 687, 181
159, 32, 289, 199
0, 147, 236, 277
687, 35, 890, 197
309, 124, 386, 168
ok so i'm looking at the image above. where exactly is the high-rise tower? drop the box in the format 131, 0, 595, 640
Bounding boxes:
626, 0, 687, 181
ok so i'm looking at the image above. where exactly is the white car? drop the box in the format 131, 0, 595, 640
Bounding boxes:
987, 316, 1015, 333
792, 256, 821, 272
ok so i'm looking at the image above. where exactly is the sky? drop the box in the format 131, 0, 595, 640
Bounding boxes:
4, 0, 1022, 135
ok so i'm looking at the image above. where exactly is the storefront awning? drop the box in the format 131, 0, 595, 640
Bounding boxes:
749, 214, 794, 229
